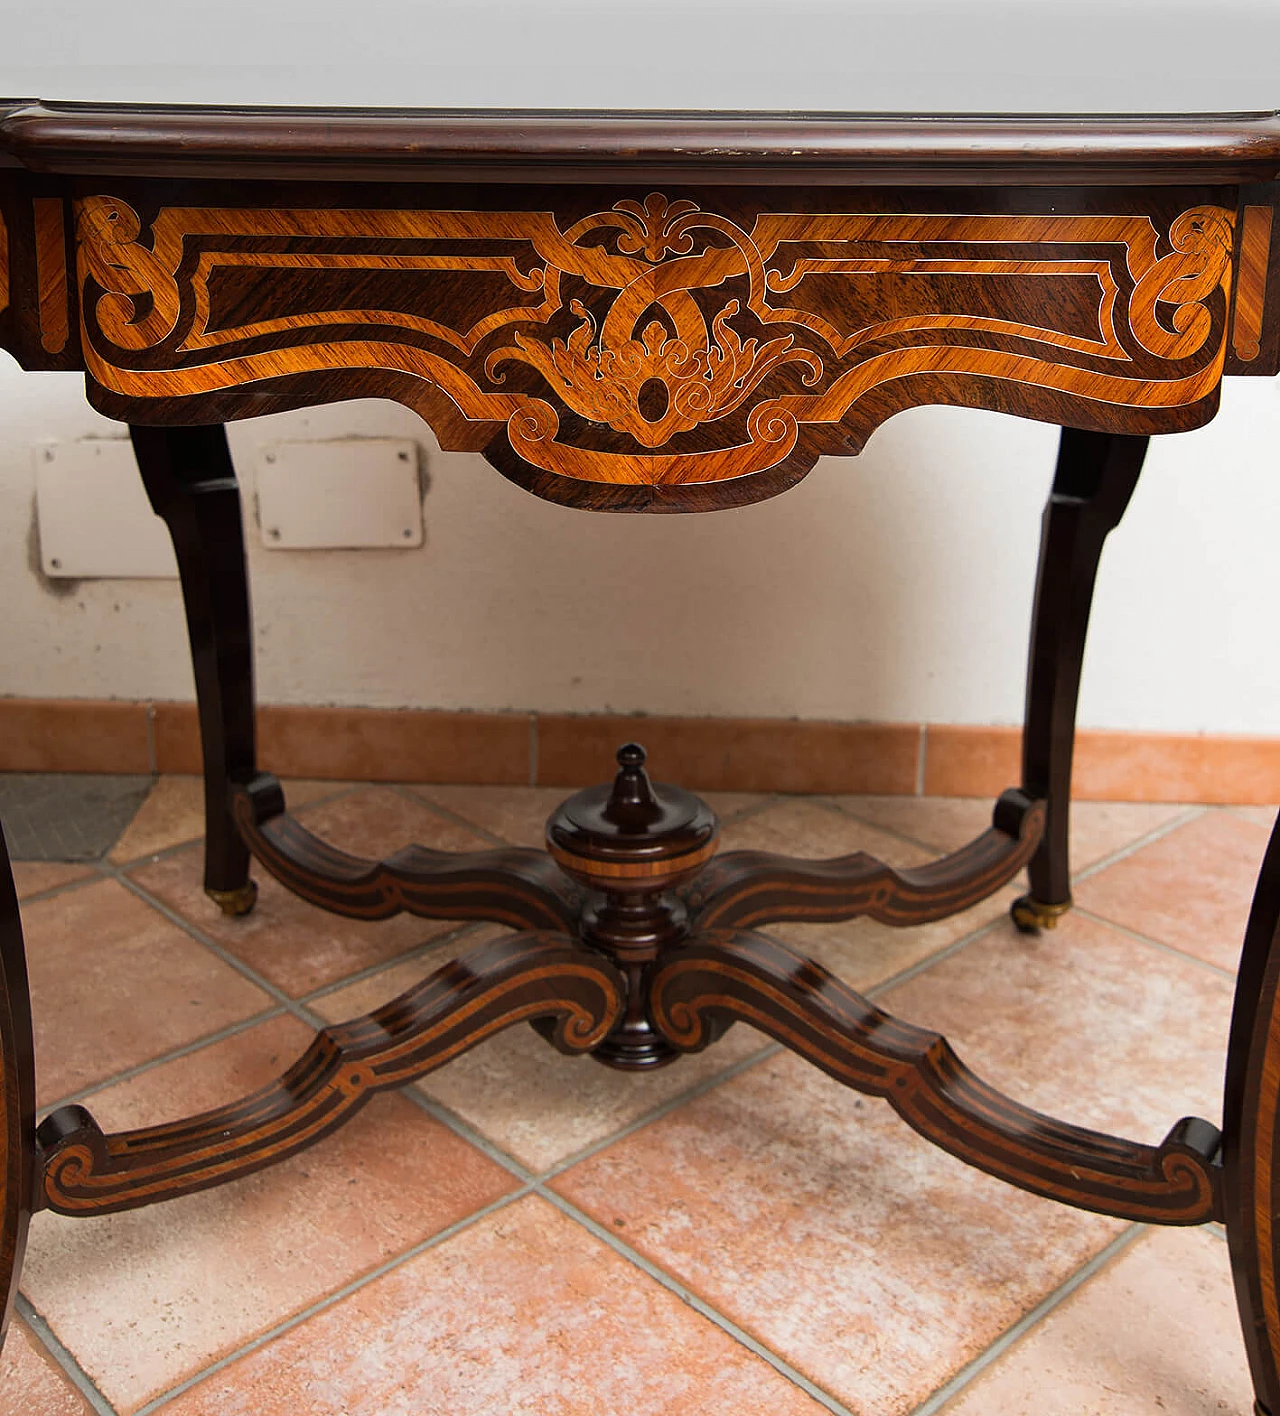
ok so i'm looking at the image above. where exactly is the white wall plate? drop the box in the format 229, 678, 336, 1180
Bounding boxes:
35, 439, 178, 578
255, 440, 423, 550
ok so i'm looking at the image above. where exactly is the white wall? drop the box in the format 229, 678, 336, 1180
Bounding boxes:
3, 1, 1280, 734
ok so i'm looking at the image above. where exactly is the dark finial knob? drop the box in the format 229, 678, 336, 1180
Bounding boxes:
606, 741, 658, 824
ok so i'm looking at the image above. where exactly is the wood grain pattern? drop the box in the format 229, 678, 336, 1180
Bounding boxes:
1223, 814, 1280, 1412
33, 196, 66, 354
1234, 205, 1275, 361
36, 930, 624, 1215
652, 929, 1222, 1224
232, 775, 580, 932
687, 787, 1043, 931
71, 192, 1236, 508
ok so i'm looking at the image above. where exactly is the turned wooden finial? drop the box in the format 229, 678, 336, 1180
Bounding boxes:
604, 742, 660, 825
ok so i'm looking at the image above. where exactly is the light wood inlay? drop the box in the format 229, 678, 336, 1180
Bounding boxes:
73, 194, 1235, 498
33, 197, 67, 354
1234, 205, 1274, 361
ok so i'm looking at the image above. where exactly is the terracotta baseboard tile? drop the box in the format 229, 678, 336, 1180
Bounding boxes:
921, 725, 1021, 798
922, 722, 1280, 804
535, 714, 922, 794
1072, 729, 1280, 804
0, 698, 151, 773
7, 699, 1280, 803
153, 702, 530, 784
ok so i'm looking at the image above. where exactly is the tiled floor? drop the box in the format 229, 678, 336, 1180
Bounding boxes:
1, 776, 1272, 1415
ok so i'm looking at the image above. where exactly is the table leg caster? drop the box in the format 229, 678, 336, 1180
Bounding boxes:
206, 881, 258, 917
1010, 894, 1071, 933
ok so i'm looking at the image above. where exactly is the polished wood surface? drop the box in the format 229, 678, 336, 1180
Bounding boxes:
36, 930, 625, 1215
0, 828, 34, 1348
15, 186, 1248, 508
4, 105, 1280, 184
1, 104, 1278, 1410
650, 929, 1221, 1224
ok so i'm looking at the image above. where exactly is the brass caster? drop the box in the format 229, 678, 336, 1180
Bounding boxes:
206, 880, 258, 917
1010, 894, 1072, 934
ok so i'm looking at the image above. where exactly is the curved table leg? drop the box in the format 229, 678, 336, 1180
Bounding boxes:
1013, 427, 1147, 932
0, 824, 35, 1352
131, 423, 259, 917
1224, 813, 1280, 1415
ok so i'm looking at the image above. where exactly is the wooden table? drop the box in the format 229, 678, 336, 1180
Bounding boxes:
2, 103, 1279, 1410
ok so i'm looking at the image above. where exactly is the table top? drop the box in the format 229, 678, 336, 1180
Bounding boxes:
3, 104, 1280, 184
2, 103, 1276, 510
2, 0, 1278, 114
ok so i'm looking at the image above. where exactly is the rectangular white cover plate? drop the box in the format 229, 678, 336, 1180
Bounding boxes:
35, 438, 178, 578
254, 439, 423, 550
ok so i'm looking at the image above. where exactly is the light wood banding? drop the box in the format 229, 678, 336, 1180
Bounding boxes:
1234, 205, 1274, 361
33, 197, 67, 354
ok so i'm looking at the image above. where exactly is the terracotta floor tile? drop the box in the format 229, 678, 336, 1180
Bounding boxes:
767, 888, 1018, 995
0, 1317, 97, 1416
409, 784, 567, 846
1073, 810, 1271, 971
108, 775, 206, 862
835, 795, 1190, 872
292, 785, 493, 858
128, 789, 491, 996
156, 1195, 831, 1416
412, 784, 770, 851
940, 1228, 1252, 1416
109, 777, 358, 866
553, 1049, 1120, 1415
23, 878, 271, 1105
880, 910, 1232, 1142
10, 860, 94, 901
718, 796, 1011, 992
1227, 803, 1278, 831
79, 1013, 316, 1131
719, 796, 928, 865
22, 1088, 517, 1413
306, 925, 507, 1019
700, 790, 772, 822
313, 943, 774, 1172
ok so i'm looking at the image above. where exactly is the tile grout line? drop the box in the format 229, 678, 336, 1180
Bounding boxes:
1068, 803, 1207, 885
1073, 905, 1239, 981
12, 867, 113, 907
15, 788, 1223, 1412
127, 1185, 539, 1416
297, 921, 483, 1005
534, 1040, 784, 1183
39, 1004, 288, 1115
907, 1223, 1147, 1416
16, 1293, 119, 1416
387, 782, 512, 849
863, 911, 1013, 1000
105, 864, 330, 1015
534, 1187, 860, 1416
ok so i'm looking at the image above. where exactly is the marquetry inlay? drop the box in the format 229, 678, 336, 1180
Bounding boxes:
73, 193, 1235, 501
1234, 205, 1274, 362
33, 197, 68, 355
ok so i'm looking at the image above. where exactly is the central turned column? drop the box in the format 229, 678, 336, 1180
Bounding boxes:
546, 744, 718, 1069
